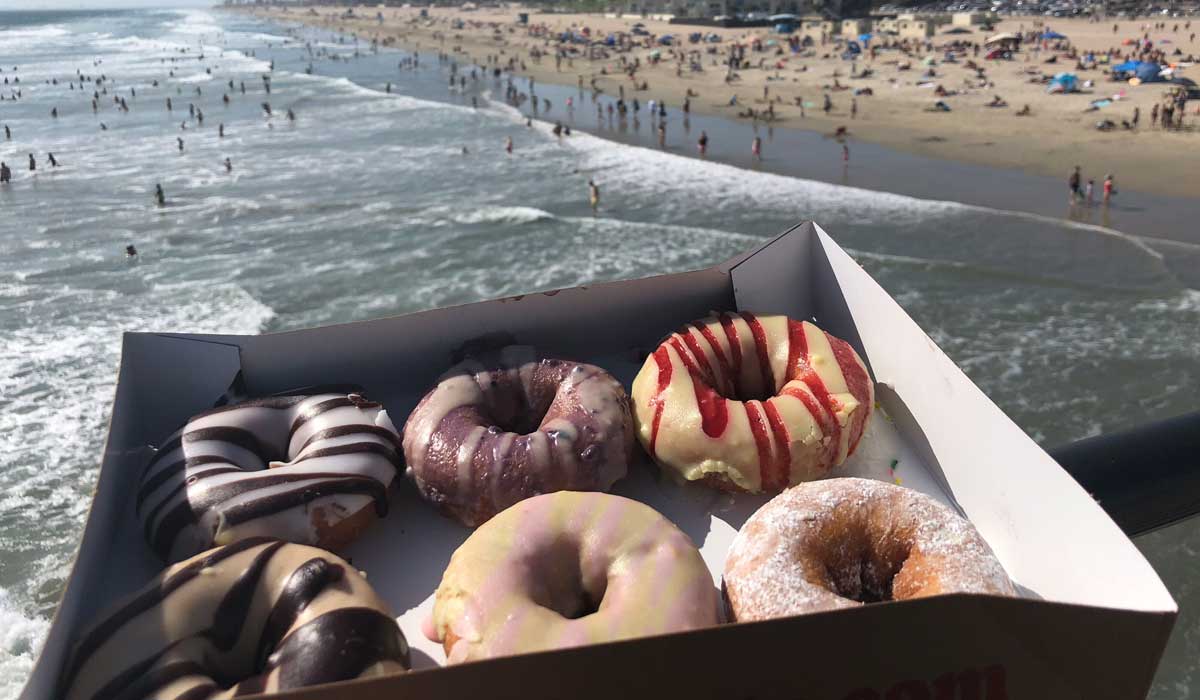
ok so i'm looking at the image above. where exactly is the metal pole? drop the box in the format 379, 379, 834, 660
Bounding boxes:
1050, 411, 1200, 537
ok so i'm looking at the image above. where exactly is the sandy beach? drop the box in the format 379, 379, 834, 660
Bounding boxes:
238, 5, 1198, 199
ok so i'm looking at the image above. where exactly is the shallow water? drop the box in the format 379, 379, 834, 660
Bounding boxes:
0, 8, 1198, 698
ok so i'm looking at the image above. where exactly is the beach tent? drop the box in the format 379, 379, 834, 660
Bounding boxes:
984, 32, 1019, 45
775, 23, 794, 34
658, 35, 675, 45
1041, 31, 1066, 40
1134, 62, 1163, 83
1113, 60, 1142, 73
1046, 72, 1078, 93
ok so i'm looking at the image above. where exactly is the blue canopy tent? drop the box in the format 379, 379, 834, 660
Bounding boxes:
1113, 60, 1142, 73
1135, 62, 1163, 82
774, 23, 795, 34
1041, 30, 1067, 40
858, 33, 873, 44
658, 34, 675, 45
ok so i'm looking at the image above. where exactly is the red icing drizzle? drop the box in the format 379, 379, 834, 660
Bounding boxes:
825, 331, 873, 454
743, 401, 775, 488
717, 313, 744, 397
692, 322, 735, 397
785, 320, 842, 454
667, 336, 728, 438
678, 329, 717, 387
740, 311, 775, 397
762, 401, 792, 490
648, 347, 673, 457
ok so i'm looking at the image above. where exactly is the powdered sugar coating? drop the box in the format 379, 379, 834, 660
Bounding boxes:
723, 478, 1014, 621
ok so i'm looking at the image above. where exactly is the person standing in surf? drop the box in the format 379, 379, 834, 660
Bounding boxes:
752, 135, 761, 161
698, 130, 708, 156
588, 179, 600, 215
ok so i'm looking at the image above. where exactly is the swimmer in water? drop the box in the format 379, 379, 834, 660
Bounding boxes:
224, 157, 232, 173
27, 153, 35, 171
3, 125, 9, 139
218, 123, 224, 138
177, 137, 184, 152
698, 130, 708, 155
505, 135, 513, 154
0, 161, 10, 183
126, 244, 138, 257
155, 183, 165, 206
286, 108, 295, 121
261, 102, 272, 116
588, 179, 599, 215
48, 153, 58, 167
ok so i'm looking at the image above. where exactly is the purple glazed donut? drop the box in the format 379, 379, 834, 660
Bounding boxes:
403, 346, 634, 526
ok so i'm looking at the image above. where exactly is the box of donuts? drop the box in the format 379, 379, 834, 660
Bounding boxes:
26, 223, 1176, 700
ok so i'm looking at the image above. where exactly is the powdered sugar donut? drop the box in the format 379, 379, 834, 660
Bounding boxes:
723, 478, 1014, 621
631, 312, 874, 493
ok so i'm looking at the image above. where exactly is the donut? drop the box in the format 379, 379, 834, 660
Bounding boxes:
723, 478, 1015, 621
427, 491, 719, 662
61, 538, 409, 700
631, 312, 874, 493
403, 345, 634, 526
137, 391, 402, 562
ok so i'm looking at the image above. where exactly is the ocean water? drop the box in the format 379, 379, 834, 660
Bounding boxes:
1, 7, 1198, 698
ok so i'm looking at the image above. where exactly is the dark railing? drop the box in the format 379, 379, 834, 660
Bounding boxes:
1051, 411, 1200, 537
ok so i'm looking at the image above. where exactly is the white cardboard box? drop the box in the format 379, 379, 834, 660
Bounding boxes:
23, 223, 1177, 699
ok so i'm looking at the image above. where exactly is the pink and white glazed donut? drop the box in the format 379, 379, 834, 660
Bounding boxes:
427, 491, 719, 662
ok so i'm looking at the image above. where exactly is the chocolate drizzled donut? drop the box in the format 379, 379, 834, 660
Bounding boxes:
61, 539, 410, 700
138, 392, 402, 562
403, 346, 634, 526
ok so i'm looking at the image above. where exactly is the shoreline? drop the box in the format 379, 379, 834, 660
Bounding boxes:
228, 5, 1200, 288
235, 5, 1198, 200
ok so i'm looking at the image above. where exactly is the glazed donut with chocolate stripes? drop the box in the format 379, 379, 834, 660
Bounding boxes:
138, 392, 402, 562
62, 538, 410, 700
403, 346, 634, 527
631, 312, 874, 493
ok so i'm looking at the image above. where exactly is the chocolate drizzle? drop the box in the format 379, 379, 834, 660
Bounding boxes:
137, 392, 402, 561
268, 608, 410, 690
63, 540, 408, 700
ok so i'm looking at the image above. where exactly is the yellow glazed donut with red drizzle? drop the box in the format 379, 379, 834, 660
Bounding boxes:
426, 491, 719, 663
631, 312, 874, 493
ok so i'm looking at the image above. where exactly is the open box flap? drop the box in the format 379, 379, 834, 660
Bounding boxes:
800, 223, 1175, 613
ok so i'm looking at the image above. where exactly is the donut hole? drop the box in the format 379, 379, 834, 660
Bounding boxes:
819, 528, 912, 604
526, 536, 606, 620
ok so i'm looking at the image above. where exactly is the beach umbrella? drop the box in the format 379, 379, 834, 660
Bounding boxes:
859, 33, 872, 43
984, 32, 1018, 45
769, 13, 798, 21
